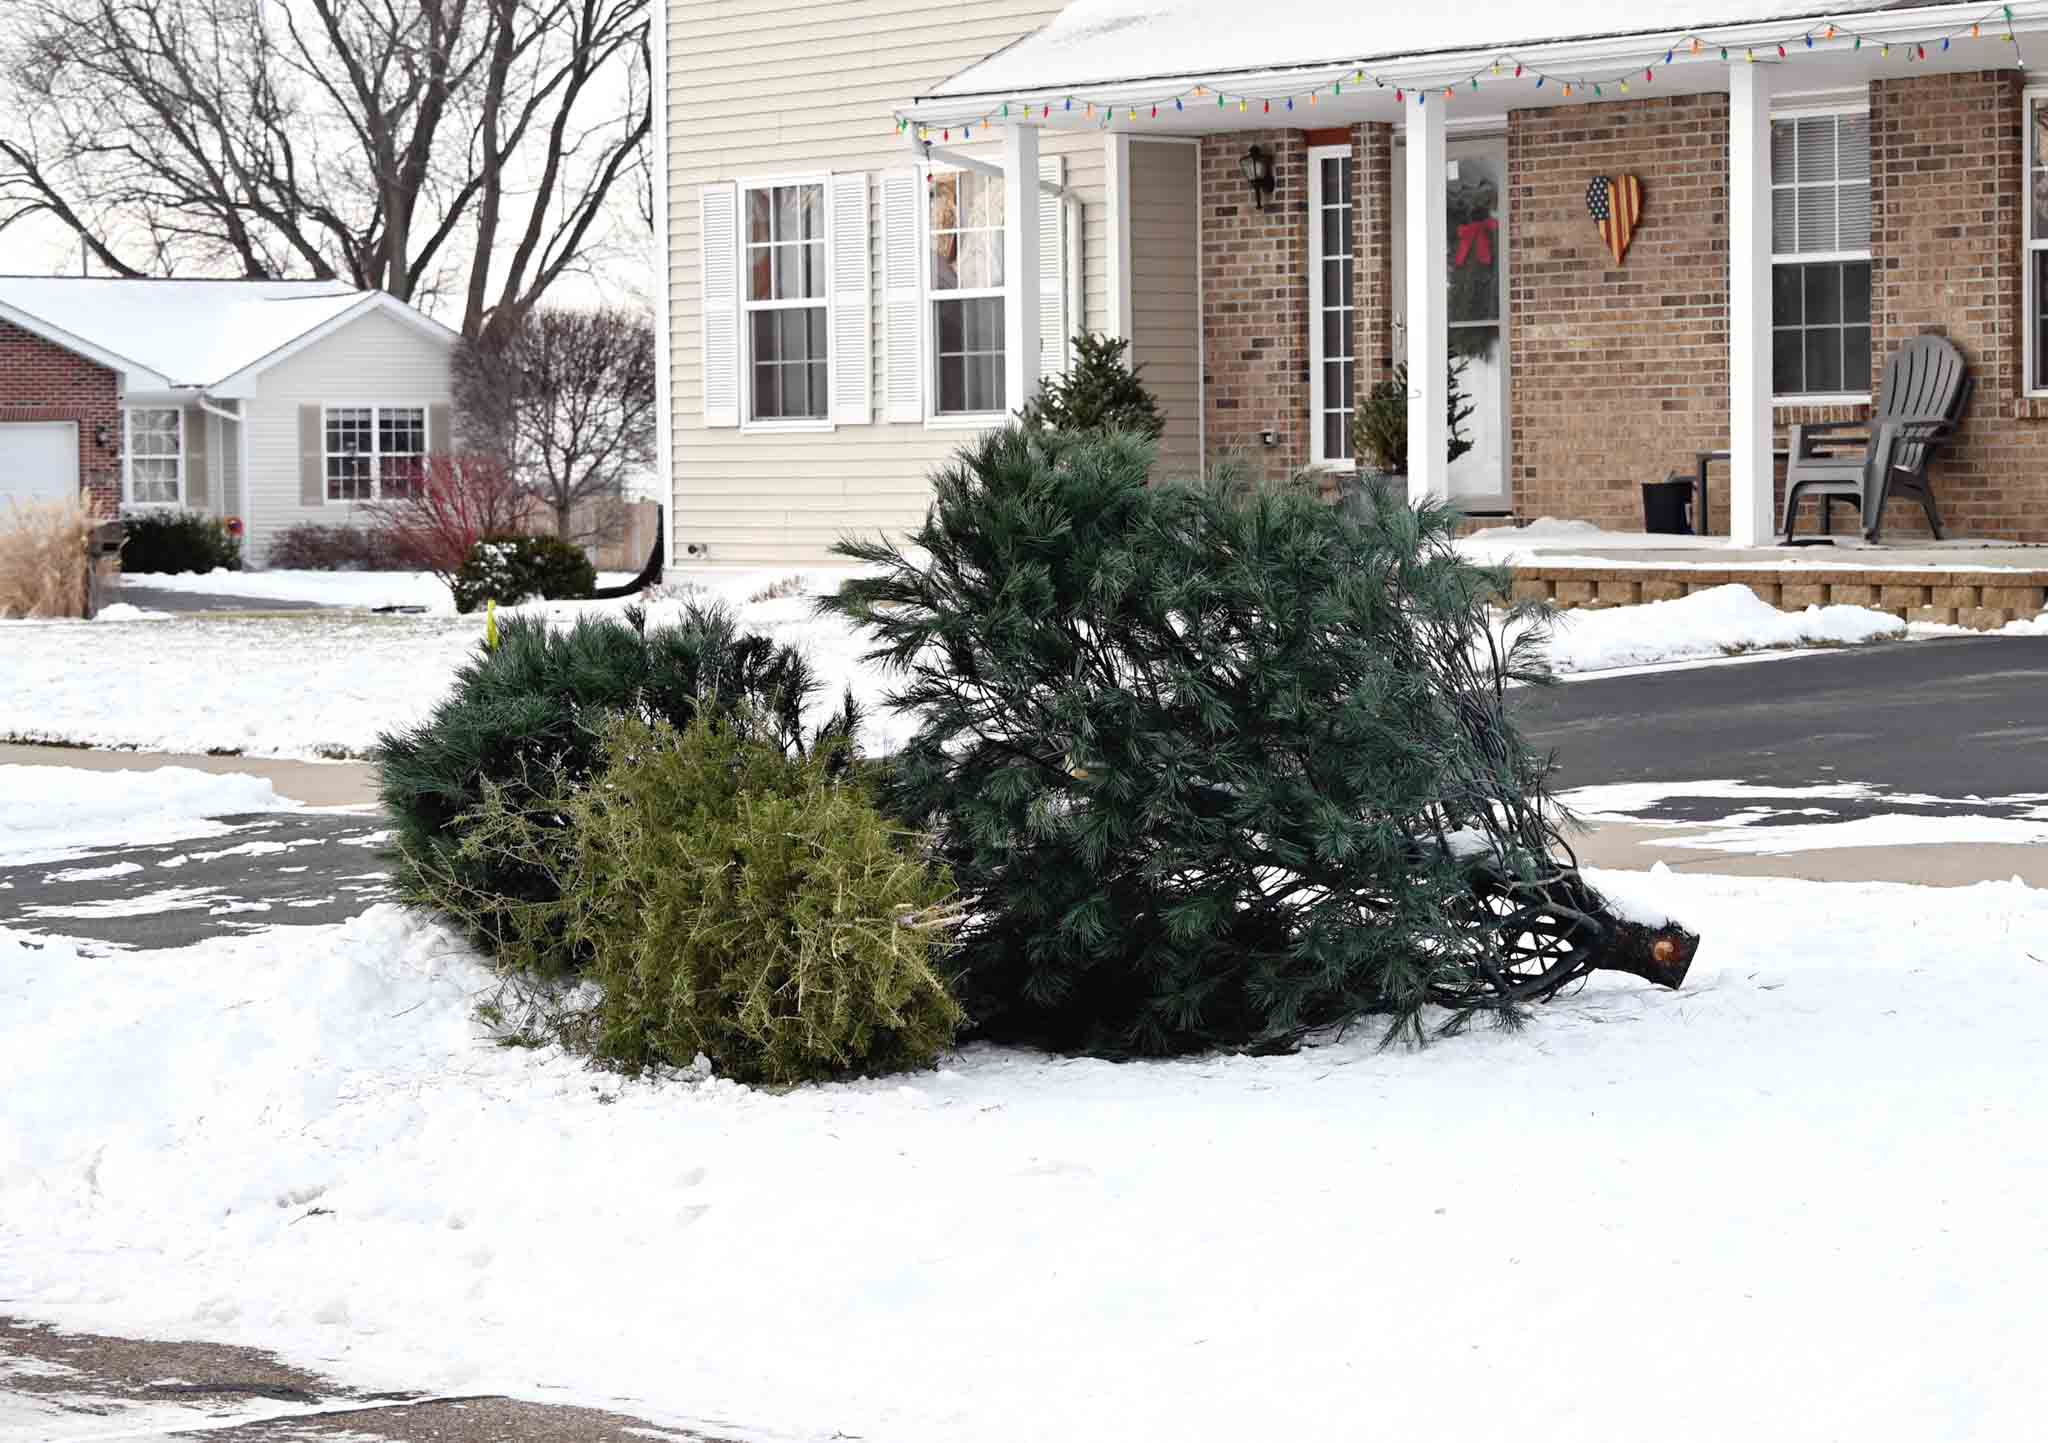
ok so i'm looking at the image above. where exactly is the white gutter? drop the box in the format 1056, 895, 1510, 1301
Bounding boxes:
902, 1, 2047, 123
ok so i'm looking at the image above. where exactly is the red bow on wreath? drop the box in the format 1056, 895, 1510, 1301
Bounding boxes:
1453, 216, 1497, 268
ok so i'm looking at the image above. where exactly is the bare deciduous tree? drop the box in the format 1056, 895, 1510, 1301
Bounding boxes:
0, 0, 649, 337
454, 305, 655, 541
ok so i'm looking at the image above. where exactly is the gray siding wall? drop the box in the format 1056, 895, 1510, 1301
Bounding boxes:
1127, 140, 1203, 479
671, 0, 1116, 563
240, 309, 454, 564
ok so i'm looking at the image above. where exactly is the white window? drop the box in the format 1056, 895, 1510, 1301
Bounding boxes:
325, 404, 426, 502
927, 168, 1007, 416
2026, 92, 2048, 394
1308, 145, 1356, 464
123, 407, 183, 505
742, 180, 828, 422
1771, 109, 1872, 400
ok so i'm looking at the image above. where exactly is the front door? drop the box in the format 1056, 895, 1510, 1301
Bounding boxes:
1393, 134, 1511, 512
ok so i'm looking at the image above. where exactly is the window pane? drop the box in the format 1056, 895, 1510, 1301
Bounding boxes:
751, 310, 780, 362
752, 361, 782, 420
960, 232, 996, 289
799, 184, 822, 241
748, 245, 773, 302
379, 406, 425, 455
967, 172, 1003, 229
2037, 251, 2048, 390
1804, 264, 1842, 326
775, 185, 801, 244
1772, 265, 1802, 326
1795, 116, 1836, 184
1796, 186, 1837, 252
1804, 327, 1843, 394
1325, 412, 1348, 461
965, 355, 1003, 412
1323, 309, 1348, 358
1843, 261, 1872, 324
1838, 182, 1871, 251
1838, 114, 1871, 182
1773, 328, 1803, 395
938, 355, 965, 413
1771, 119, 1797, 181
1771, 188, 1796, 253
1843, 325, 1873, 393
934, 298, 1005, 416
747, 189, 772, 245
964, 295, 1001, 351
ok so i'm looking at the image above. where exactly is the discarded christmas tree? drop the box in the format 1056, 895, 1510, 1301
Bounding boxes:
824, 426, 1695, 1057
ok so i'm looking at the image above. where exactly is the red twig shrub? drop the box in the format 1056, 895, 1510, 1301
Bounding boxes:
365, 453, 537, 580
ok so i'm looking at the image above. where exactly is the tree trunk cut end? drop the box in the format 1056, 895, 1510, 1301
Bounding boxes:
1597, 920, 1700, 990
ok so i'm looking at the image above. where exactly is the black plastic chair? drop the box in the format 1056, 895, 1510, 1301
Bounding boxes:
1779, 335, 1972, 542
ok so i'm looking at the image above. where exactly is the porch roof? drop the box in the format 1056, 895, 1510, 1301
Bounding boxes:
906, 0, 2042, 129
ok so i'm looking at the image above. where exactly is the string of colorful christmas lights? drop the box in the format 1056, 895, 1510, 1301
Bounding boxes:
898, 5, 2031, 141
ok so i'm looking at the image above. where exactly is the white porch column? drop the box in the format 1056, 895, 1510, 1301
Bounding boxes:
1728, 62, 1776, 545
1004, 122, 1043, 413
1403, 98, 1448, 505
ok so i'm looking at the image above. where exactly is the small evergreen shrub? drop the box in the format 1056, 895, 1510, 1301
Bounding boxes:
1020, 332, 1165, 439
377, 604, 855, 957
452, 715, 960, 1083
825, 425, 1579, 1058
120, 509, 241, 574
266, 522, 410, 570
1350, 360, 1476, 477
449, 533, 596, 613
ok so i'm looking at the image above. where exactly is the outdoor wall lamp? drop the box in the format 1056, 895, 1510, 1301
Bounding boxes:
1239, 144, 1276, 212
93, 423, 111, 449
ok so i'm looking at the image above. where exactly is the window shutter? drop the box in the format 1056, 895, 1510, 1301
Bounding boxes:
826, 172, 872, 425
1039, 154, 1067, 380
299, 404, 324, 507
699, 182, 741, 427
881, 170, 923, 422
184, 408, 209, 511
428, 402, 452, 454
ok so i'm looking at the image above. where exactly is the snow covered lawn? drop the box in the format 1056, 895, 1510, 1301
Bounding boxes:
120, 568, 643, 613
5, 869, 2045, 1441
6, 568, 1930, 760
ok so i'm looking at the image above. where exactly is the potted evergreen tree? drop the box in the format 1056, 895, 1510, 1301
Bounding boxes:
1351, 359, 1477, 490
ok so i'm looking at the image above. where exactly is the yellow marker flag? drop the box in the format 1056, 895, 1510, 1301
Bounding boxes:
485, 598, 499, 649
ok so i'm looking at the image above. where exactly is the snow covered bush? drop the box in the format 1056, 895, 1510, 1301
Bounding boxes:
449, 533, 596, 613
825, 425, 1663, 1058
120, 508, 240, 574
0, 494, 103, 618
378, 604, 856, 959
457, 714, 960, 1083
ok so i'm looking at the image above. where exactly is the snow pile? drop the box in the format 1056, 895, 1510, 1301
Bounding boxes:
1530, 583, 1904, 673
1457, 516, 1714, 562
90, 603, 172, 622
0, 764, 291, 865
7, 872, 2048, 1441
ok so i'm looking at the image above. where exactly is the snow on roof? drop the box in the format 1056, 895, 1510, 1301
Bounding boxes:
928, 0, 1930, 97
0, 277, 388, 390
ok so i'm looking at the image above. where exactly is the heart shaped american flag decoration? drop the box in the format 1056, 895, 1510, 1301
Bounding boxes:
1585, 175, 1642, 266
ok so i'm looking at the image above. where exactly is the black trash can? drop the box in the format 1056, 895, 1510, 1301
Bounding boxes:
1641, 476, 1695, 535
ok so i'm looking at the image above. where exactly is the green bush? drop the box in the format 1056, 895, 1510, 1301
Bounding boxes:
449, 533, 596, 613
824, 425, 1574, 1058
453, 715, 960, 1083
1350, 360, 1476, 477
1020, 332, 1165, 439
377, 604, 855, 960
120, 510, 241, 574
266, 523, 409, 570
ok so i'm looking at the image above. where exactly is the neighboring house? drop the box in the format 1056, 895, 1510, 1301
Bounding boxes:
667, 0, 2048, 557
0, 277, 457, 564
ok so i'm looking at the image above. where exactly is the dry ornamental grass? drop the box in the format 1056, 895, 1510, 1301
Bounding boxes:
0, 495, 104, 619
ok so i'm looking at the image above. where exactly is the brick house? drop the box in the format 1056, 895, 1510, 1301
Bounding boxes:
666, 0, 2048, 558
0, 278, 457, 565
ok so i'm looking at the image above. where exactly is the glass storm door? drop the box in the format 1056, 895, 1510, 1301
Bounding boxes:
1393, 134, 1511, 510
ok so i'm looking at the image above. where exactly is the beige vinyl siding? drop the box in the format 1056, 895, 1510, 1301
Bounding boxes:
1127, 140, 1202, 479
672, 0, 1116, 563
240, 308, 454, 565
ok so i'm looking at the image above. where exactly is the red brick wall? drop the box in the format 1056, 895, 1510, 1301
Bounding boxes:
0, 319, 122, 512
1352, 122, 1397, 390
1866, 69, 2043, 541
1507, 93, 1734, 531
1199, 128, 1311, 480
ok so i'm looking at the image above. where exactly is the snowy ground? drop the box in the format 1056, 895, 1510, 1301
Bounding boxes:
122, 568, 641, 613
4, 568, 1945, 760
0, 764, 293, 866
5, 868, 2046, 1442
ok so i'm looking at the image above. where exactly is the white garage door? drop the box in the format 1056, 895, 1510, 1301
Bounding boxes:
0, 421, 81, 505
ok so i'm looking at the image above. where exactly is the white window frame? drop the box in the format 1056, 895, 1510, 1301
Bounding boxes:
1769, 100, 1873, 407
320, 402, 428, 504
2026, 88, 2048, 398
121, 405, 185, 508
920, 162, 1010, 427
736, 173, 833, 433
1308, 143, 1357, 468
